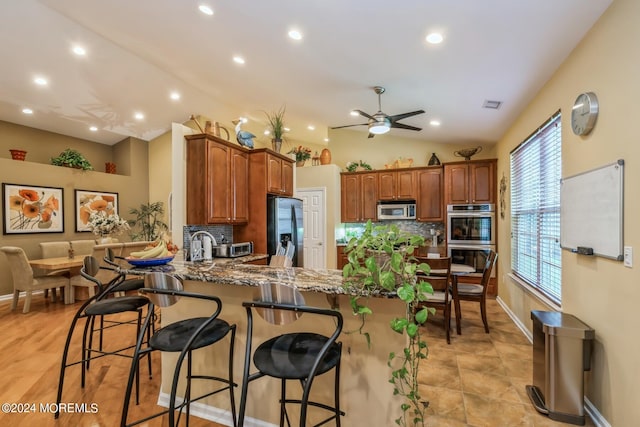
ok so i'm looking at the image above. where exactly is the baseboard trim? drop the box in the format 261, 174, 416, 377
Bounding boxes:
495, 296, 533, 343
157, 392, 277, 427
495, 297, 610, 427
585, 397, 611, 427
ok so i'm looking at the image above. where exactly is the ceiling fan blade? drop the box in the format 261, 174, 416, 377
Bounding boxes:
330, 123, 368, 129
368, 133, 375, 139
354, 109, 376, 121
388, 109, 425, 122
390, 122, 422, 131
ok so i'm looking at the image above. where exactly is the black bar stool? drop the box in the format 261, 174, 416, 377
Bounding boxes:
55, 256, 151, 419
237, 283, 345, 427
121, 272, 237, 427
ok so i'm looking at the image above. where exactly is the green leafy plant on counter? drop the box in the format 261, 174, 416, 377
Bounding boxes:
50, 148, 93, 170
128, 201, 168, 241
342, 220, 433, 427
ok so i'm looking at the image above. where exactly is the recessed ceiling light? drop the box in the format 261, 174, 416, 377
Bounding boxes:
324, 138, 330, 142
264, 130, 270, 135
170, 91, 181, 100
288, 29, 303, 41
284, 127, 291, 132
22, 108, 33, 115
233, 56, 245, 65
483, 100, 503, 109
430, 120, 441, 126
350, 110, 359, 116
198, 5, 214, 15
426, 33, 444, 44
134, 112, 145, 120
240, 117, 248, 124
72, 45, 86, 56
34, 77, 48, 86
307, 125, 315, 131
89, 126, 98, 132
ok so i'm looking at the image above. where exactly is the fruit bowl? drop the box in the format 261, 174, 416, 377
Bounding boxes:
126, 255, 175, 267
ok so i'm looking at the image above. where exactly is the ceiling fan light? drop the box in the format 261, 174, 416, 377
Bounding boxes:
369, 122, 390, 134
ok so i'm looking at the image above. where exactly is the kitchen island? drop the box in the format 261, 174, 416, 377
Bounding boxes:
120, 252, 407, 427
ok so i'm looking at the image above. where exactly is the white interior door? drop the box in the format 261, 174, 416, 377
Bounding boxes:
297, 188, 326, 269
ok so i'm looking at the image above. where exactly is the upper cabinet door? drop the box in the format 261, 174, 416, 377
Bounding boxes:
416, 167, 443, 221
378, 171, 396, 200
446, 164, 470, 204
360, 173, 379, 220
230, 149, 249, 223
341, 174, 361, 222
469, 162, 495, 204
206, 141, 231, 223
267, 155, 283, 194
396, 170, 416, 200
281, 161, 294, 196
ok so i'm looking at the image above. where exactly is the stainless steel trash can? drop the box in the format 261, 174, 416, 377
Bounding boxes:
526, 310, 595, 425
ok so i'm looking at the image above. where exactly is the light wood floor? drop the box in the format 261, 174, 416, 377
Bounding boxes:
0, 292, 593, 427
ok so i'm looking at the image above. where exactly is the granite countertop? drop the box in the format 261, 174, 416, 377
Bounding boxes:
118, 251, 382, 296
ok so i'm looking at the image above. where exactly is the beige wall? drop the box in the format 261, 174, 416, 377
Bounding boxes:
495, 0, 637, 424
0, 122, 149, 296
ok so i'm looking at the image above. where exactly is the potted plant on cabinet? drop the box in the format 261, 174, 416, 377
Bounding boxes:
128, 201, 168, 241
265, 105, 286, 153
342, 220, 433, 427
50, 148, 93, 170
287, 145, 312, 167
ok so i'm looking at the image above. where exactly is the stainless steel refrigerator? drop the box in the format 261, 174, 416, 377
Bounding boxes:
267, 196, 304, 267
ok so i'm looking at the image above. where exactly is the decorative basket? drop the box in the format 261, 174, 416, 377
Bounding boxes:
9, 149, 27, 161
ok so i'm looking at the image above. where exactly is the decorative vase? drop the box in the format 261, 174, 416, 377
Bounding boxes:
320, 148, 332, 165
9, 149, 27, 161
296, 160, 306, 167
105, 162, 116, 174
272, 138, 283, 153
428, 152, 441, 166
97, 235, 112, 244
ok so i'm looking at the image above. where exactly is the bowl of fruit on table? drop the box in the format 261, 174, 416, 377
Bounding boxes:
126, 240, 179, 266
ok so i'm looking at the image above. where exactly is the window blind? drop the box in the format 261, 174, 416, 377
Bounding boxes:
510, 112, 562, 304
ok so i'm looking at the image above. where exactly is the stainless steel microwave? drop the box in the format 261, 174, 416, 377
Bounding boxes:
377, 202, 416, 220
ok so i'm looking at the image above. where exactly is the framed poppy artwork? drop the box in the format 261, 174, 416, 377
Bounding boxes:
75, 190, 119, 232
2, 183, 64, 234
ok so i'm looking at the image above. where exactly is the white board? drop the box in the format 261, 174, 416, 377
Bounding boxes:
560, 160, 624, 260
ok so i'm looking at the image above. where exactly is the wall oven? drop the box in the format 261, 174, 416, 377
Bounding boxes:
447, 204, 495, 245
447, 244, 496, 278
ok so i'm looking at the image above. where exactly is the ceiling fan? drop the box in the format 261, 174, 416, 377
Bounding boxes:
331, 86, 425, 138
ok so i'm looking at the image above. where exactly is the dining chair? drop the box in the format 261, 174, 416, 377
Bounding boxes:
0, 246, 71, 313
451, 251, 498, 334
121, 272, 237, 427
39, 241, 72, 301
55, 256, 151, 420
69, 239, 96, 257
416, 256, 453, 344
237, 283, 345, 427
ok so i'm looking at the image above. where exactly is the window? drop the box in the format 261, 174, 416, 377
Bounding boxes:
510, 111, 562, 304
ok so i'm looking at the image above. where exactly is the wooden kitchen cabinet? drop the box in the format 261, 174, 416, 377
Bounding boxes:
185, 134, 249, 225
378, 169, 416, 201
444, 160, 496, 205
341, 172, 378, 222
415, 166, 444, 221
233, 149, 295, 257
266, 153, 294, 196
337, 246, 348, 269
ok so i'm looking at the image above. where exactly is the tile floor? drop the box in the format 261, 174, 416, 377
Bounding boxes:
419, 299, 595, 427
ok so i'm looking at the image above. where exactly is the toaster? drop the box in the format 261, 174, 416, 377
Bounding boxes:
212, 242, 253, 258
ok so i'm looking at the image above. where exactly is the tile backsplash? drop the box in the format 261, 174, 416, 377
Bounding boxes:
182, 224, 233, 259
336, 221, 445, 246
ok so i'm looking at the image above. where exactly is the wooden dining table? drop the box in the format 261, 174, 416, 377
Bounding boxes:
28, 256, 84, 304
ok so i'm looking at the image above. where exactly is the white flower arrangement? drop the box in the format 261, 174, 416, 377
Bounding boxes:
87, 211, 130, 236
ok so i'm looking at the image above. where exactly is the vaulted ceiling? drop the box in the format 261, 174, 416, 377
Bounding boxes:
0, 0, 612, 146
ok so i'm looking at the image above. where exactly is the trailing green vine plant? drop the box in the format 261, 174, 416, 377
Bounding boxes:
342, 220, 434, 427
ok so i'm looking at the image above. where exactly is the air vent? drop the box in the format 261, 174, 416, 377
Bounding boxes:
483, 100, 502, 109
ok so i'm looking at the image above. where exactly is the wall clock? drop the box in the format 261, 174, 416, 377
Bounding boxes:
571, 92, 599, 136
